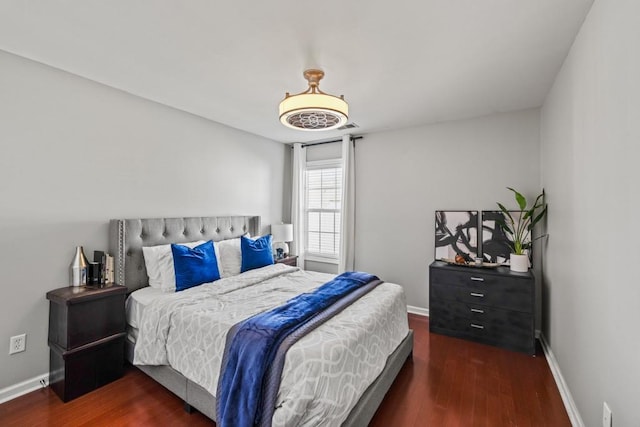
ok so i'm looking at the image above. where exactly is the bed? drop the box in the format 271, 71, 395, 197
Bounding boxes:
109, 216, 413, 426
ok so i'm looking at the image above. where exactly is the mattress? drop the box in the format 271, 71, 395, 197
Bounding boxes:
133, 264, 409, 426
126, 286, 165, 330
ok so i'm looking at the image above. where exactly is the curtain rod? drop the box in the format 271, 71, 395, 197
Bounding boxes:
292, 135, 363, 148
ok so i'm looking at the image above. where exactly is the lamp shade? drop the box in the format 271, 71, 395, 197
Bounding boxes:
279, 69, 348, 131
271, 223, 293, 242
279, 93, 348, 131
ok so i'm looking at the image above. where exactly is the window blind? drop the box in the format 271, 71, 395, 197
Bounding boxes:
305, 165, 342, 257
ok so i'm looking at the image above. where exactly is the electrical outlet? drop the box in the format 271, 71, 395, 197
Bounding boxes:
603, 402, 612, 427
9, 334, 26, 355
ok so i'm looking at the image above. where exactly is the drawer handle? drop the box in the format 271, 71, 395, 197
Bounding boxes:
470, 308, 484, 314
470, 323, 484, 329
470, 292, 484, 298
470, 277, 484, 282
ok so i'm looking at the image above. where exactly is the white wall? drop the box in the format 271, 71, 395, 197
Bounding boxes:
355, 110, 541, 311
0, 50, 286, 390
540, 0, 640, 425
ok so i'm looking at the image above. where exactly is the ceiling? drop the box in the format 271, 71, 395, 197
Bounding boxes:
0, 1, 593, 143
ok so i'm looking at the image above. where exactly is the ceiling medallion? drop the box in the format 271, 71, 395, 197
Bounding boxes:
279, 69, 348, 131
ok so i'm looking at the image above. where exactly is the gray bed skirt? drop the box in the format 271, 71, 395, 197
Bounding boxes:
126, 330, 414, 426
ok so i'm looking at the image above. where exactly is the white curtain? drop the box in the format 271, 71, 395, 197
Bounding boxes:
291, 143, 306, 266
339, 134, 355, 273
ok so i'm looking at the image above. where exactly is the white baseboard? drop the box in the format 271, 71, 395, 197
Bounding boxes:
0, 373, 48, 404
407, 305, 429, 317
539, 334, 584, 427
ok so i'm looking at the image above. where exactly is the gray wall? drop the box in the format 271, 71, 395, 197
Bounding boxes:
0, 51, 286, 390
540, 0, 640, 425
354, 109, 541, 311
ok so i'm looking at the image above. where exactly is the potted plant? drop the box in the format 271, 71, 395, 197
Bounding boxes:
497, 187, 547, 272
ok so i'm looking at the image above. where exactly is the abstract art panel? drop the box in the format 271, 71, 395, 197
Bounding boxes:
435, 211, 478, 261
481, 210, 532, 264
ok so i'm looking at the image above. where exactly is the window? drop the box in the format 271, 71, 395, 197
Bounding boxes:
305, 160, 342, 260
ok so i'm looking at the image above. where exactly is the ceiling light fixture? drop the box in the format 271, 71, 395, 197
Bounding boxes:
279, 69, 348, 131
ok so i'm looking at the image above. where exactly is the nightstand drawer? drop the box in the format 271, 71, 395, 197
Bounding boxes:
47, 285, 126, 350
430, 281, 532, 313
275, 256, 298, 267
49, 335, 125, 402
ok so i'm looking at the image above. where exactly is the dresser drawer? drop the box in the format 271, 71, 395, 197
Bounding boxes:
430, 301, 534, 354
430, 281, 532, 313
431, 266, 531, 290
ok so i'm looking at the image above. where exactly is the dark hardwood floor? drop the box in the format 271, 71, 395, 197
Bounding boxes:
0, 314, 570, 426
370, 315, 570, 427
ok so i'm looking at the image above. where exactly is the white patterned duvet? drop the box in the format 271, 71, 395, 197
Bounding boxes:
133, 263, 409, 427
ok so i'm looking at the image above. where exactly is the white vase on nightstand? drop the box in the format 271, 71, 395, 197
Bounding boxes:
509, 254, 529, 272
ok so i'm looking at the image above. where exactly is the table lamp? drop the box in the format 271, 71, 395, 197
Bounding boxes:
271, 223, 293, 260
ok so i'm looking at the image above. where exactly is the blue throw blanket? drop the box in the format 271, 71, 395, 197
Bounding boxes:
216, 271, 380, 427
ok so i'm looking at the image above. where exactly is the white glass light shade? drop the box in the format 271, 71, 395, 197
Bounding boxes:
279, 93, 348, 131
271, 223, 294, 242
279, 69, 349, 131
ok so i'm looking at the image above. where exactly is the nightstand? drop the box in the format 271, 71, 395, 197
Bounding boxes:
275, 255, 298, 267
46, 284, 127, 402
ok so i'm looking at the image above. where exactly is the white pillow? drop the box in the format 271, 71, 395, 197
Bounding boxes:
215, 238, 243, 278
142, 240, 207, 292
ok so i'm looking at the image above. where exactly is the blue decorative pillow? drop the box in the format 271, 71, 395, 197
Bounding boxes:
241, 235, 274, 272
171, 241, 220, 291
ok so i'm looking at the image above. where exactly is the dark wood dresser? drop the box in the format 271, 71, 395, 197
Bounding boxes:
46, 284, 127, 402
429, 261, 535, 354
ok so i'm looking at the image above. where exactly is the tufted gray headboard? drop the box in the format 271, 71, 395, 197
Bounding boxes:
108, 216, 260, 293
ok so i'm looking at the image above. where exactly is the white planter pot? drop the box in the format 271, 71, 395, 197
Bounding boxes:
510, 254, 529, 272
